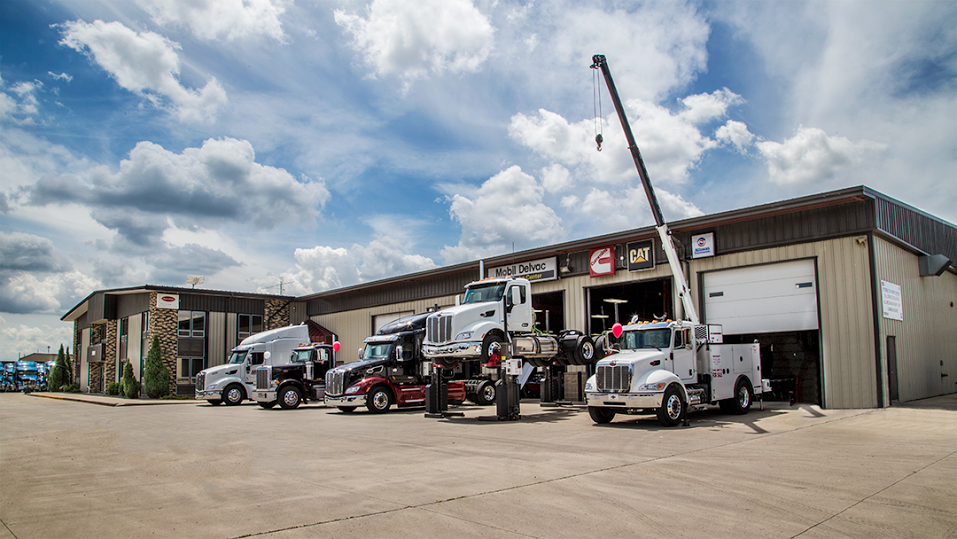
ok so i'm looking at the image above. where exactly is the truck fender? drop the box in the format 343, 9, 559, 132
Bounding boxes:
348, 375, 390, 395
636, 370, 686, 402
462, 320, 503, 341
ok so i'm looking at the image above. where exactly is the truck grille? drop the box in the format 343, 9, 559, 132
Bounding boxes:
256, 367, 270, 390
427, 315, 453, 344
195, 372, 205, 391
596, 364, 631, 392
326, 370, 344, 396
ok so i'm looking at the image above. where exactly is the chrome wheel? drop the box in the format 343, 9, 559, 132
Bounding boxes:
665, 393, 682, 421
223, 385, 244, 406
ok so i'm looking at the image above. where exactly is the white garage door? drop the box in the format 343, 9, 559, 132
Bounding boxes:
703, 259, 819, 335
373, 311, 413, 334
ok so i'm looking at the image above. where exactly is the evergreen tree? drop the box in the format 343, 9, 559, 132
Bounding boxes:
123, 360, 140, 399
143, 335, 170, 398
65, 347, 73, 385
48, 344, 69, 391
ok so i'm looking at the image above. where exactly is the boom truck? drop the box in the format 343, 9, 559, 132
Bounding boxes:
584, 54, 770, 426
195, 324, 312, 406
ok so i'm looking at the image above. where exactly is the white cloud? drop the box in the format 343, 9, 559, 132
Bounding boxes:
58, 19, 227, 123
715, 120, 754, 154
335, 0, 494, 85
560, 185, 703, 233
0, 319, 75, 360
756, 126, 885, 186
0, 232, 101, 315
140, 0, 289, 42
440, 165, 565, 264
540, 164, 571, 193
0, 81, 42, 125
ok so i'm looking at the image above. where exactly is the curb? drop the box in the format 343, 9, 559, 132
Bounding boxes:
26, 392, 199, 407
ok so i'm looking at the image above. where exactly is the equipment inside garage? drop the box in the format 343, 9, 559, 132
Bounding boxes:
703, 260, 822, 405
586, 279, 674, 333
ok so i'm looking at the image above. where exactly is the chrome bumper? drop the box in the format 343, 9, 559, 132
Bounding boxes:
421, 341, 482, 360
253, 390, 277, 403
196, 389, 220, 399
324, 393, 367, 407
585, 391, 663, 409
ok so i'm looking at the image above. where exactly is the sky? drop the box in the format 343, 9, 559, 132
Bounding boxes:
1, 0, 955, 361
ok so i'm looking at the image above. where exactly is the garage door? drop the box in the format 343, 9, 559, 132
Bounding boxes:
703, 260, 819, 335
373, 312, 413, 334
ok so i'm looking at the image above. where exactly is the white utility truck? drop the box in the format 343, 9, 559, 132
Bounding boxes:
195, 324, 310, 406
585, 54, 769, 426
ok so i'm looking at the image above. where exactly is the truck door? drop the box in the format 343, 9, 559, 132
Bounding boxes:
672, 328, 696, 382
246, 352, 265, 385
389, 336, 417, 385
506, 283, 532, 331
313, 348, 333, 381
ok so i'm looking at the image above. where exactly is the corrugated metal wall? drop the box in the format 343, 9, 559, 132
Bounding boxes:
225, 314, 237, 353
208, 312, 226, 367
873, 236, 957, 403
689, 236, 877, 409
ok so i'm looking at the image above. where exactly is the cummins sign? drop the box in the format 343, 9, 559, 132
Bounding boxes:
486, 256, 558, 282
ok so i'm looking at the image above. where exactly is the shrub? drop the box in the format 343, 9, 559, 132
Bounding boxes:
123, 361, 139, 399
62, 383, 80, 393
106, 382, 122, 395
143, 336, 170, 399
48, 344, 70, 392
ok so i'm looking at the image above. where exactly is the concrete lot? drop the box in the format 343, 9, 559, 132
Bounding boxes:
1, 392, 954, 539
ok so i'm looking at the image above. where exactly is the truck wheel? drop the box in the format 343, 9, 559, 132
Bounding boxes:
730, 379, 753, 415
473, 380, 496, 406
657, 385, 684, 427
588, 406, 616, 424
279, 387, 302, 409
222, 384, 245, 406
481, 333, 504, 364
574, 335, 596, 365
259, 401, 276, 409
366, 386, 393, 413
206, 399, 222, 406
338, 406, 356, 413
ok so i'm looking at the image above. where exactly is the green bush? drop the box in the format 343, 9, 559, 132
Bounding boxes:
106, 382, 122, 395
123, 361, 139, 399
62, 383, 80, 393
49, 344, 70, 392
143, 335, 170, 399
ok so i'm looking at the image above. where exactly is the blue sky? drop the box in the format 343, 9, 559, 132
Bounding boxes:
2, 0, 955, 360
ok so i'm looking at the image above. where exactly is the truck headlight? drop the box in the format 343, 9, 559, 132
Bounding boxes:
637, 382, 666, 392
345, 386, 361, 394
271, 380, 279, 387
584, 381, 594, 391
455, 331, 473, 340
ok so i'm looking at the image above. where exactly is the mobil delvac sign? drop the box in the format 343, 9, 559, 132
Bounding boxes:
487, 256, 558, 282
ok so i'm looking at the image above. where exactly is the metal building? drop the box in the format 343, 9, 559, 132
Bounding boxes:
300, 186, 956, 409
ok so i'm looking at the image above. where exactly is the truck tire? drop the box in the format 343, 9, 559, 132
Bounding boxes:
588, 406, 616, 424
206, 399, 222, 406
729, 378, 753, 415
258, 401, 276, 409
472, 380, 496, 406
338, 406, 356, 413
574, 335, 596, 365
366, 386, 393, 413
279, 386, 302, 409
481, 333, 504, 364
222, 384, 245, 406
657, 385, 684, 427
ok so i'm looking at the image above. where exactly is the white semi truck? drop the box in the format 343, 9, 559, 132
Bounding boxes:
195, 324, 310, 406
584, 54, 769, 426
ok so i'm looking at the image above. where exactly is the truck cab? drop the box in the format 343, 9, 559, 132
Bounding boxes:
253, 343, 336, 409
325, 313, 469, 413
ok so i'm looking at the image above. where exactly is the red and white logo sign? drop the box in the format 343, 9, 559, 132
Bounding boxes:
589, 247, 615, 277
156, 294, 179, 310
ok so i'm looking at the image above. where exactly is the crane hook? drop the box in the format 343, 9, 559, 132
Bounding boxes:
595, 133, 603, 152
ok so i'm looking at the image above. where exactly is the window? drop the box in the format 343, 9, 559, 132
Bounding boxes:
238, 314, 263, 340
178, 311, 206, 337
177, 357, 205, 384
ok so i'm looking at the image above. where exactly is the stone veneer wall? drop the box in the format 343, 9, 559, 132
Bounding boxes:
264, 299, 290, 330
104, 320, 118, 383
88, 324, 103, 392
147, 292, 179, 395
72, 324, 81, 386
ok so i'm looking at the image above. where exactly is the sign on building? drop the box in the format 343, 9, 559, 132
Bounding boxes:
692, 232, 715, 259
881, 280, 903, 321
486, 257, 558, 282
156, 294, 180, 310
627, 240, 654, 271
589, 247, 616, 277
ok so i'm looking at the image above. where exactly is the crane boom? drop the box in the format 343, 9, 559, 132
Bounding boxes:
590, 54, 699, 324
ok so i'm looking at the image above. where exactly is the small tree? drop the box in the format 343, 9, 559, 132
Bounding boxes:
143, 335, 170, 398
123, 360, 139, 399
48, 344, 69, 391
65, 347, 73, 386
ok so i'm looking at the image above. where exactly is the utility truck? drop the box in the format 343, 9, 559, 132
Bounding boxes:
252, 342, 336, 409
584, 54, 769, 426
325, 313, 477, 413
195, 324, 310, 406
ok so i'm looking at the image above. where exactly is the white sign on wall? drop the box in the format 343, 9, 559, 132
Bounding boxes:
486, 257, 558, 282
692, 232, 715, 259
156, 293, 180, 310
881, 280, 903, 321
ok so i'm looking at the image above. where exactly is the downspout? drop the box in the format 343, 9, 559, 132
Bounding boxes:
867, 231, 886, 408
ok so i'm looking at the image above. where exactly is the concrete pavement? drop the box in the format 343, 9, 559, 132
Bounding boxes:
1, 392, 954, 538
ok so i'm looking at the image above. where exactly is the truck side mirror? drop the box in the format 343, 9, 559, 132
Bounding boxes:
511, 286, 522, 305
358, 348, 363, 360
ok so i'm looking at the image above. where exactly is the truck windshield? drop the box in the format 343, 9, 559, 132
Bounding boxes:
290, 350, 313, 363
620, 329, 672, 350
227, 350, 248, 364
463, 283, 506, 304
362, 343, 394, 360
